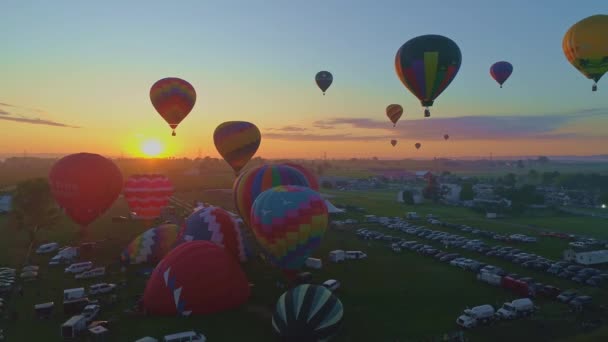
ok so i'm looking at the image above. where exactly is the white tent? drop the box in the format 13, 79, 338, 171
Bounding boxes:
325, 200, 345, 213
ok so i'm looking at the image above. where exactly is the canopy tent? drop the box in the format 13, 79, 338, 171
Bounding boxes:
325, 200, 345, 214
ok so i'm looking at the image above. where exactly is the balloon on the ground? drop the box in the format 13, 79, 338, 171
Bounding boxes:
49, 153, 123, 228
121, 223, 183, 265
272, 284, 344, 341
143, 241, 250, 316
233, 164, 310, 228
391, 139, 398, 147
250, 185, 328, 275
150, 77, 196, 136
395, 35, 462, 117
123, 174, 174, 220
490, 61, 513, 88
214, 121, 261, 175
178, 206, 247, 262
283, 163, 320, 191
315, 71, 333, 95
386, 104, 403, 127
563, 15, 608, 91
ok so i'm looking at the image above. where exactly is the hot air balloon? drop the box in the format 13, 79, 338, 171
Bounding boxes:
444, 134, 449, 140
391, 139, 398, 147
233, 164, 310, 228
283, 163, 320, 191
143, 241, 250, 316
272, 284, 344, 341
49, 153, 123, 234
150, 77, 196, 136
178, 206, 247, 262
563, 15, 608, 92
213, 121, 261, 175
490, 61, 513, 88
121, 223, 183, 265
386, 104, 403, 127
315, 71, 333, 95
415, 143, 421, 150
123, 174, 174, 221
395, 35, 462, 117
251, 185, 328, 279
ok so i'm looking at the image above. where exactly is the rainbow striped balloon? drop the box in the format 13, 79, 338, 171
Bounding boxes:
233, 164, 310, 229
150, 77, 196, 136
386, 104, 403, 127
251, 185, 328, 272
121, 223, 183, 265
214, 121, 261, 174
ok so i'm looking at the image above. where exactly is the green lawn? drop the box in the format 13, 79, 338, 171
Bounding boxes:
1, 189, 608, 341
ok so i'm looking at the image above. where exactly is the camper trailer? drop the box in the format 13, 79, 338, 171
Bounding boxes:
329, 250, 345, 263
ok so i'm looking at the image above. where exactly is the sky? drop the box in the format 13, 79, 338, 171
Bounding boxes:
0, 1, 606, 159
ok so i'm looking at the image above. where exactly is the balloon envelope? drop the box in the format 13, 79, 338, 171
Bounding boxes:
391, 139, 397, 147
250, 185, 328, 273
143, 241, 250, 316
386, 104, 403, 126
315, 71, 333, 94
233, 164, 310, 228
563, 15, 608, 89
490, 61, 513, 86
121, 223, 183, 265
213, 121, 261, 174
178, 206, 247, 262
395, 35, 462, 108
123, 174, 174, 220
283, 163, 320, 191
272, 284, 344, 341
49, 153, 123, 227
150, 77, 196, 135
444, 134, 449, 140
415, 143, 421, 149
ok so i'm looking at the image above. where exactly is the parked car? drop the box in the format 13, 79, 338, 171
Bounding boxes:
65, 262, 93, 274
75, 267, 105, 280
36, 242, 59, 254
322, 279, 340, 292
557, 290, 578, 303
569, 296, 593, 311
89, 283, 116, 295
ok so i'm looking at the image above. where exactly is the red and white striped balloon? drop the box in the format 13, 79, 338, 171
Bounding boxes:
123, 174, 174, 220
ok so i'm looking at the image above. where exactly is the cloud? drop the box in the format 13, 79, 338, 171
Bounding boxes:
0, 109, 9, 115
266, 108, 608, 142
267, 125, 308, 132
0, 116, 80, 128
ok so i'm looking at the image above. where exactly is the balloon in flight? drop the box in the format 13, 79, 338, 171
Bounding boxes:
150, 77, 196, 136
214, 121, 261, 175
415, 143, 421, 150
315, 71, 333, 95
391, 139, 397, 147
490, 61, 513, 88
386, 104, 403, 127
444, 134, 449, 140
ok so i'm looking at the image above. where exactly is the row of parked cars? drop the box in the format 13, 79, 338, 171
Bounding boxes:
426, 220, 538, 243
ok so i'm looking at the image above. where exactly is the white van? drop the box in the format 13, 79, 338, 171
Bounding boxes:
345, 251, 367, 260
163, 331, 207, 342
305, 258, 322, 269
64, 288, 86, 302
89, 283, 116, 295
65, 261, 93, 274
329, 250, 345, 263
75, 267, 105, 280
322, 279, 340, 292
36, 242, 59, 254
58, 246, 79, 259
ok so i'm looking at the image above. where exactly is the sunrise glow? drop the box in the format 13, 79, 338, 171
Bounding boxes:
140, 139, 164, 158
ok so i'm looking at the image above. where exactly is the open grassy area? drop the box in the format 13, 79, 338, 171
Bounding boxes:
1, 189, 608, 341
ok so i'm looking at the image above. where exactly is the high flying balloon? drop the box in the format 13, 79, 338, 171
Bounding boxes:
49, 153, 123, 229
214, 121, 261, 175
123, 174, 174, 220
386, 104, 403, 127
563, 15, 608, 91
150, 77, 196, 136
315, 71, 333, 95
391, 139, 397, 147
395, 35, 462, 117
490, 61, 513, 88
444, 134, 449, 141
251, 185, 328, 278
415, 143, 421, 150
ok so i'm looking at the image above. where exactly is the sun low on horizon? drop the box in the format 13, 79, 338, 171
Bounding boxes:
141, 139, 164, 158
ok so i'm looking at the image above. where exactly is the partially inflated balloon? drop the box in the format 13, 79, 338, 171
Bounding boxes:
490, 61, 513, 88
395, 35, 462, 117
150, 77, 196, 136
49, 153, 123, 229
315, 71, 333, 95
563, 15, 608, 91
121, 223, 183, 265
283, 163, 319, 191
123, 174, 174, 220
386, 104, 403, 127
233, 164, 310, 228
251, 185, 328, 276
214, 121, 261, 175
391, 139, 397, 147
415, 143, 421, 150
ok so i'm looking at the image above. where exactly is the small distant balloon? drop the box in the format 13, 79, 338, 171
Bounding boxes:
444, 134, 449, 140
391, 139, 397, 147
315, 71, 333, 95
386, 104, 403, 127
490, 61, 513, 88
150, 77, 196, 136
415, 143, 421, 150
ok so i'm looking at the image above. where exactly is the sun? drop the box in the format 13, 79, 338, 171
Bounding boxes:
140, 139, 164, 157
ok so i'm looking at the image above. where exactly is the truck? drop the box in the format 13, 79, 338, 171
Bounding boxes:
501, 276, 535, 297
61, 315, 88, 338
496, 298, 535, 319
477, 271, 503, 286
329, 250, 345, 263
456, 304, 495, 328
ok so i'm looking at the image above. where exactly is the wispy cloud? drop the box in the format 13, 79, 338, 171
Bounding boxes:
267, 125, 308, 132
266, 108, 607, 142
0, 101, 79, 128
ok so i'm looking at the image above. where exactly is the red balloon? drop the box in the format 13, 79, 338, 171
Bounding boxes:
49, 153, 123, 227
143, 241, 250, 316
123, 174, 174, 220
283, 163, 319, 191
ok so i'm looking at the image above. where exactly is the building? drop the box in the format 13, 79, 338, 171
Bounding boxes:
563, 249, 608, 265
415, 171, 432, 179
440, 184, 462, 203
0, 194, 12, 213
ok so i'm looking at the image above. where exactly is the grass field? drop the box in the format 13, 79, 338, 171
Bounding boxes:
1, 188, 608, 341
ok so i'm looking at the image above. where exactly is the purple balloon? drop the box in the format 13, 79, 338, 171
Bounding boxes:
490, 61, 513, 87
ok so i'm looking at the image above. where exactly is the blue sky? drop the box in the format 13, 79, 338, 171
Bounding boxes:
0, 1, 606, 158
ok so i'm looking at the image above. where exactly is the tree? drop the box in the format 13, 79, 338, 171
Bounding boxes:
537, 156, 550, 164
503, 173, 517, 187
423, 174, 440, 202
516, 160, 525, 169
401, 190, 414, 205
10, 178, 61, 261
460, 183, 475, 201
528, 169, 539, 182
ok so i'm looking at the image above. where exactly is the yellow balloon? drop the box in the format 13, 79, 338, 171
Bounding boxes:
563, 15, 608, 91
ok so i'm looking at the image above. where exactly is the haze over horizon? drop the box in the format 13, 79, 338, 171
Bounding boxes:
1, 1, 607, 159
